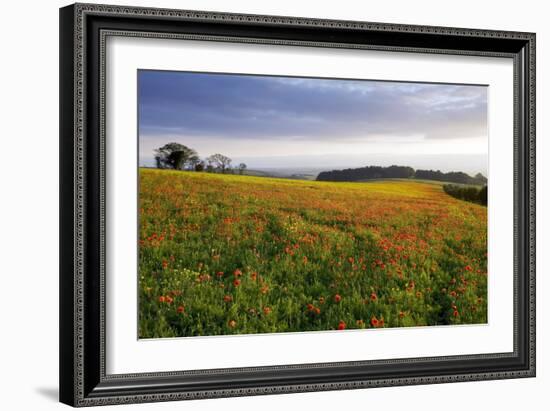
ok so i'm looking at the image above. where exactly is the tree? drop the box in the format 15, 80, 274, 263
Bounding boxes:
238, 163, 247, 175
194, 161, 205, 172
206, 153, 232, 173
154, 143, 198, 170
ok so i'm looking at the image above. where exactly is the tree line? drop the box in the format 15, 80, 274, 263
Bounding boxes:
443, 184, 488, 206
153, 142, 247, 174
316, 165, 487, 185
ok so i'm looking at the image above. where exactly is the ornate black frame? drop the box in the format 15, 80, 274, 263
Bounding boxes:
59, 3, 536, 407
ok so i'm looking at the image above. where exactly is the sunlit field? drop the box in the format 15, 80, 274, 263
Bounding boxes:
138, 168, 487, 338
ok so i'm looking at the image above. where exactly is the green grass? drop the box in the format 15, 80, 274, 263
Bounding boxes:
139, 169, 487, 338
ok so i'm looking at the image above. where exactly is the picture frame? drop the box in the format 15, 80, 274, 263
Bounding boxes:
59, 2, 535, 407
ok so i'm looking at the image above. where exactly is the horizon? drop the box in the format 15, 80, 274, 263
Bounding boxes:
138, 70, 488, 175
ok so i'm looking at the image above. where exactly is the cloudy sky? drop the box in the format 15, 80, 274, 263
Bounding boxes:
138, 70, 488, 175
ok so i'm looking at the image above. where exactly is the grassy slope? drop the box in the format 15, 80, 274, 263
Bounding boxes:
139, 169, 488, 338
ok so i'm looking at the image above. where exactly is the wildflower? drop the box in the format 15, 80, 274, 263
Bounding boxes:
370, 292, 378, 302
319, 297, 325, 304
228, 320, 237, 328
465, 265, 473, 271
370, 316, 379, 327
223, 295, 233, 303
399, 311, 405, 319
250, 272, 257, 281
453, 310, 459, 317
263, 307, 272, 315
216, 271, 224, 278
233, 269, 242, 277
165, 296, 173, 304
177, 306, 185, 313
337, 321, 347, 330
334, 294, 342, 303
233, 279, 241, 287
158, 296, 166, 303
307, 303, 315, 311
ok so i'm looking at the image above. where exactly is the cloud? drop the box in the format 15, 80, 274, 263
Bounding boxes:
138, 70, 487, 145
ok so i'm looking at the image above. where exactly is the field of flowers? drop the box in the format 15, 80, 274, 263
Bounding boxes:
138, 168, 487, 338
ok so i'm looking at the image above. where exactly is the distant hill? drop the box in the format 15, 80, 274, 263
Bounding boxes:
317, 165, 487, 185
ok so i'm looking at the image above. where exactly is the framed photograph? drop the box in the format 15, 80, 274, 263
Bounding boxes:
59, 3, 536, 407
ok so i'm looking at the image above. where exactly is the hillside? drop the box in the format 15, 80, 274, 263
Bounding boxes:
138, 168, 487, 338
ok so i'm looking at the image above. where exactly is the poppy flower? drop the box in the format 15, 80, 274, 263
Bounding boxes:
370, 316, 379, 327
337, 321, 346, 330
263, 307, 272, 315
334, 294, 342, 303
165, 296, 173, 304
223, 295, 233, 303
370, 292, 378, 302
314, 307, 321, 315
465, 265, 473, 271
233, 269, 242, 277
453, 310, 459, 317
250, 272, 257, 281
216, 271, 224, 278
233, 279, 241, 287
307, 303, 315, 311
158, 296, 166, 303
177, 306, 185, 313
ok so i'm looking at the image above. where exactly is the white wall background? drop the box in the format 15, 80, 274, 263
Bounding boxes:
0, 0, 545, 409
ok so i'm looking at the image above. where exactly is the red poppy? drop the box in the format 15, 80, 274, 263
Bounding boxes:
250, 272, 257, 281
337, 321, 346, 330
233, 269, 242, 277
165, 296, 173, 304
216, 271, 224, 278
158, 296, 166, 303
453, 310, 459, 317
233, 279, 241, 287
307, 303, 315, 311
465, 265, 473, 271
162, 260, 168, 269
263, 307, 272, 315
177, 306, 185, 313
370, 316, 379, 327
334, 294, 342, 303
370, 292, 378, 302
314, 307, 321, 315
223, 295, 233, 303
